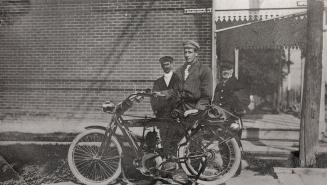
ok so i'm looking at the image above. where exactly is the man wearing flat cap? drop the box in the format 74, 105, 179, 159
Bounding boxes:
175, 40, 213, 111
151, 56, 181, 118
150, 56, 183, 172
213, 61, 250, 115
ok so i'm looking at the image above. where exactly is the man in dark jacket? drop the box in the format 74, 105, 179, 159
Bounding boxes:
213, 62, 250, 115
151, 56, 181, 118
175, 40, 212, 111
149, 56, 183, 178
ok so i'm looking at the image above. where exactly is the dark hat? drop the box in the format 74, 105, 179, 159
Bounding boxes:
221, 62, 234, 70
159, 56, 173, 63
183, 40, 200, 50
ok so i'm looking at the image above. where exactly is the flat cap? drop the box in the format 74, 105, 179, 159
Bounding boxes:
159, 56, 173, 63
183, 40, 200, 50
221, 61, 234, 70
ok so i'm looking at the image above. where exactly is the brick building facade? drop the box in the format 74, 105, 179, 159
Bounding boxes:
0, 0, 212, 119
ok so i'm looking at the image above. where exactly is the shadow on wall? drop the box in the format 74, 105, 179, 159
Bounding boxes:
0, 0, 31, 26
72, 1, 156, 118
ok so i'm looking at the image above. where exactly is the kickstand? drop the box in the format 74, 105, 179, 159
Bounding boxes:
192, 156, 207, 184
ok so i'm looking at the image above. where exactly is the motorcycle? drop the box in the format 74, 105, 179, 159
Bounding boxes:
67, 90, 243, 185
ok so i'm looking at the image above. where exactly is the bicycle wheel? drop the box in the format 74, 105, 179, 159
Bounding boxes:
68, 129, 122, 185
178, 126, 241, 185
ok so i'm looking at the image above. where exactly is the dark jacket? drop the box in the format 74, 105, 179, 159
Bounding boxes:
150, 72, 181, 117
175, 60, 212, 110
213, 76, 250, 114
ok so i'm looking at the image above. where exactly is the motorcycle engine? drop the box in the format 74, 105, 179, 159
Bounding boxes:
145, 130, 159, 151
139, 130, 163, 175
141, 152, 163, 175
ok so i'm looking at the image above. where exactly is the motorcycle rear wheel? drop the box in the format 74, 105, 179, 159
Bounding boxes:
178, 126, 241, 185
68, 129, 122, 185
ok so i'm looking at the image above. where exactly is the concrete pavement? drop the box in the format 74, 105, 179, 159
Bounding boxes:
41, 167, 327, 185
41, 168, 283, 185
225, 169, 282, 185
274, 167, 327, 185
1, 112, 320, 159
0, 113, 303, 143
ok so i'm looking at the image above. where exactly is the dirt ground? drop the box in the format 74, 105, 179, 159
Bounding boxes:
0, 143, 296, 185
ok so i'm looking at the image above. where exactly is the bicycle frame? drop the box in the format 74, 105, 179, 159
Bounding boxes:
93, 113, 146, 159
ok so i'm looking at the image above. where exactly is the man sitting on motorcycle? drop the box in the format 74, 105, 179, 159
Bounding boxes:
149, 54, 198, 184
151, 41, 213, 184
175, 40, 213, 112
149, 55, 183, 159
149, 56, 182, 168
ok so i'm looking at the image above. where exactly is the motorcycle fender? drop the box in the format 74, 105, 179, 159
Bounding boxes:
84, 125, 122, 142
235, 134, 243, 152
85, 125, 107, 131
84, 125, 125, 146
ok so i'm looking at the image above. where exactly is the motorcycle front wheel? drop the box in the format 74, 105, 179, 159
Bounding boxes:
68, 129, 122, 185
178, 126, 241, 185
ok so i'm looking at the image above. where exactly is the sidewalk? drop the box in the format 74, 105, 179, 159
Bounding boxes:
274, 167, 327, 185
41, 169, 284, 185
2, 112, 327, 158
0, 112, 319, 155
226, 169, 282, 185
38, 166, 327, 185
0, 112, 301, 133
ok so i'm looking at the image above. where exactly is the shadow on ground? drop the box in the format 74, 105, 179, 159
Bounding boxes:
0, 144, 152, 185
242, 153, 290, 178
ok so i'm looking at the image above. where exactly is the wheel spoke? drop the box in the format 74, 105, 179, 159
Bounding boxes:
74, 149, 93, 159
68, 130, 122, 184
101, 155, 120, 161
77, 144, 95, 156
97, 161, 111, 179
101, 159, 118, 174
98, 160, 114, 178
77, 160, 93, 176
179, 126, 241, 180
75, 158, 92, 168
103, 145, 118, 156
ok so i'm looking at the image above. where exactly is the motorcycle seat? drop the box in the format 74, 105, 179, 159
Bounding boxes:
183, 109, 199, 117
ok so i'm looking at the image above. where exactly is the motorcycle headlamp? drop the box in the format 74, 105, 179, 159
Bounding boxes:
102, 100, 116, 113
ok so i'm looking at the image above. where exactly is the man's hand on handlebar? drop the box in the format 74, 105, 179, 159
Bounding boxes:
135, 89, 163, 97
134, 89, 169, 98
153, 91, 166, 97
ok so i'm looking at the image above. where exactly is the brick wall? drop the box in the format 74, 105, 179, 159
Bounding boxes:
0, 0, 212, 119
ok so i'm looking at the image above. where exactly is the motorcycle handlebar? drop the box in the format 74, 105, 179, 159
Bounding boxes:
126, 88, 163, 100
112, 90, 156, 115
131, 92, 155, 98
